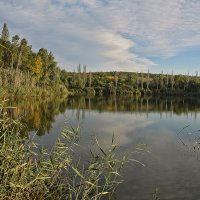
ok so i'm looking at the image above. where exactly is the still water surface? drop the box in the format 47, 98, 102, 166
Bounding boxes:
9, 96, 200, 199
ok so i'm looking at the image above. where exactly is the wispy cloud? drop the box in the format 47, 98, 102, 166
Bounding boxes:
0, 0, 200, 71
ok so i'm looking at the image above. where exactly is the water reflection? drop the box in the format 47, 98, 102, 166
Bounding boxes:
7, 96, 200, 199
7, 96, 200, 136
7, 97, 69, 135
68, 96, 200, 121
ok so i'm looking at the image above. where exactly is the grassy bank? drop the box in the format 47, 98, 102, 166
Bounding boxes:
0, 101, 130, 200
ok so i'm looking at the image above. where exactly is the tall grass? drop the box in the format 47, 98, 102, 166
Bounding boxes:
0, 68, 68, 98
0, 101, 129, 200
0, 68, 35, 91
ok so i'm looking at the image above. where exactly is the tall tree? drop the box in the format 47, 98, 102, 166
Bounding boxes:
89, 72, 92, 87
83, 65, 87, 88
171, 71, 175, 90
77, 64, 81, 87
0, 23, 13, 68
141, 73, 144, 90
114, 71, 118, 89
73, 70, 76, 87
16, 38, 32, 70
11, 35, 20, 68
136, 72, 139, 90
195, 71, 198, 77
146, 70, 150, 90
185, 72, 189, 89
160, 70, 164, 88
1, 23, 9, 42
12, 35, 20, 45
166, 73, 169, 88
29, 55, 42, 77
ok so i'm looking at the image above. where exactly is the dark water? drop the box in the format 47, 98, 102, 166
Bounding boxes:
9, 96, 200, 200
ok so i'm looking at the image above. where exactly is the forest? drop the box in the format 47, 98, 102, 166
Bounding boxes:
0, 23, 68, 98
66, 68, 200, 96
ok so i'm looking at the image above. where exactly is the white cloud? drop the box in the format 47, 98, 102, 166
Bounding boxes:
1, 0, 200, 71
93, 0, 200, 57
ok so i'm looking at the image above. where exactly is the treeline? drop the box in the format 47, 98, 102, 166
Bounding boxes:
1, 23, 200, 98
0, 23, 68, 97
65, 66, 200, 96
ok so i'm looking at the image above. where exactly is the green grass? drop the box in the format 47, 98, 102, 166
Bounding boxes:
0, 101, 131, 200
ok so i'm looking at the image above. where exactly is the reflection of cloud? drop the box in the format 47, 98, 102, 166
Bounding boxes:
116, 126, 200, 200
82, 112, 154, 146
38, 105, 200, 199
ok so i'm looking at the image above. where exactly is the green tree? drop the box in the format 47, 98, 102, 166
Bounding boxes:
60, 69, 69, 87
11, 35, 20, 68
83, 65, 87, 88
1, 23, 9, 42
29, 55, 42, 77
0, 23, 12, 68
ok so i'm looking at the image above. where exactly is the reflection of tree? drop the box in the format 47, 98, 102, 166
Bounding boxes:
6, 96, 200, 136
7, 97, 69, 136
68, 96, 200, 120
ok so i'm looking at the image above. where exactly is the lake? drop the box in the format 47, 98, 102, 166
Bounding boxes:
9, 96, 200, 199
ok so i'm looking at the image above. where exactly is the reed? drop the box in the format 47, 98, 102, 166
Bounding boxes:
0, 101, 129, 200
0, 68, 68, 98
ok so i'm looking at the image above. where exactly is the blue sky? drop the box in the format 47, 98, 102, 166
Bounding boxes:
1, 0, 200, 74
